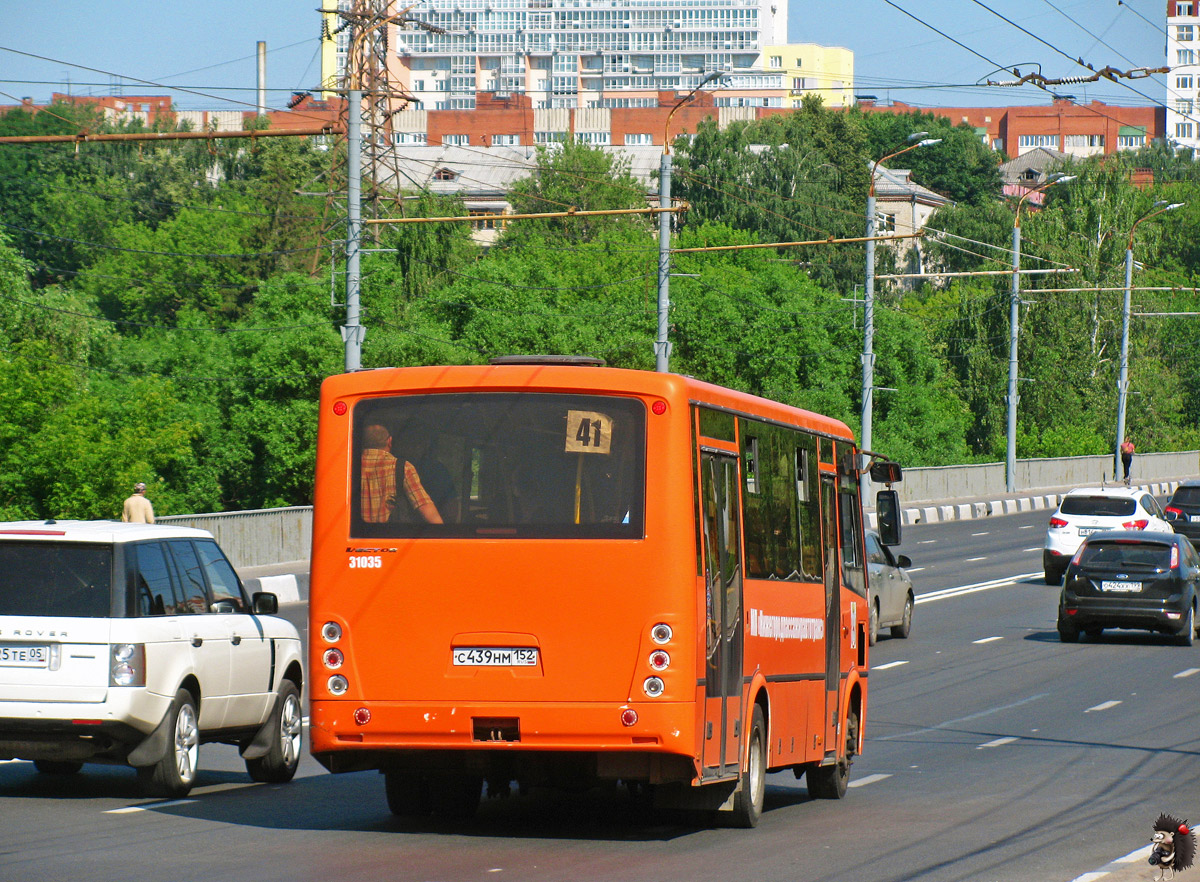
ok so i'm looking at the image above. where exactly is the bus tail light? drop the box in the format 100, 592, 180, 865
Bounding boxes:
354, 708, 371, 725
321, 621, 342, 643
643, 677, 664, 697
328, 675, 349, 695
323, 648, 344, 669
650, 623, 672, 644
621, 708, 638, 726
649, 650, 670, 670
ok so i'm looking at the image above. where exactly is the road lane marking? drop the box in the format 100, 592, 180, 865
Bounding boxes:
977, 736, 1017, 749
965, 556, 987, 562
1069, 845, 1153, 882
907, 567, 927, 573
1085, 700, 1122, 713
918, 539, 937, 544
1175, 668, 1200, 679
971, 531, 990, 537
878, 693, 1049, 741
872, 660, 908, 670
848, 773, 891, 788
1023, 547, 1041, 552
916, 572, 1042, 604
1019, 524, 1036, 529
973, 636, 1003, 644
106, 799, 197, 814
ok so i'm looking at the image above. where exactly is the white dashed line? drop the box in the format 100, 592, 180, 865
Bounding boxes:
973, 636, 1003, 644
965, 556, 987, 562
918, 539, 937, 545
906, 567, 927, 573
1174, 668, 1200, 679
917, 572, 1041, 604
848, 773, 892, 788
1023, 547, 1041, 553
873, 660, 909, 671
106, 799, 196, 814
971, 531, 990, 537
977, 736, 1018, 749
1085, 700, 1122, 713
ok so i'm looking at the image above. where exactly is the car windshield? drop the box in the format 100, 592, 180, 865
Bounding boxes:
1078, 541, 1172, 571
1172, 486, 1200, 506
1059, 496, 1137, 518
0, 542, 113, 617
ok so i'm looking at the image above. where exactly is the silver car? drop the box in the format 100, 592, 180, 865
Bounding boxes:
865, 529, 914, 646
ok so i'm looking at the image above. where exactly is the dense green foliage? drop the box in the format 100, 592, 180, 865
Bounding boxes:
0, 98, 1198, 519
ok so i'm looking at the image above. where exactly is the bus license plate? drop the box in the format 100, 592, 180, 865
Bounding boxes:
1101, 580, 1142, 592
0, 644, 49, 667
453, 647, 538, 666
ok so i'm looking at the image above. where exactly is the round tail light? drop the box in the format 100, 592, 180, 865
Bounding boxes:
621, 708, 638, 726
323, 648, 344, 669
327, 675, 349, 695
321, 622, 343, 643
354, 707, 371, 725
643, 677, 665, 697
649, 650, 670, 670
651, 623, 672, 644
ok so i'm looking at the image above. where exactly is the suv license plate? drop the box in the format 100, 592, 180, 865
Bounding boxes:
1077, 527, 1101, 535
453, 647, 538, 666
0, 644, 49, 667
1101, 580, 1142, 592
1190, 516, 1200, 523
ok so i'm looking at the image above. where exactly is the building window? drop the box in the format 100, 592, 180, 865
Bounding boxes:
1180, 3, 1196, 17
534, 131, 567, 143
1017, 134, 1059, 148
1064, 134, 1105, 149
624, 133, 653, 145
1178, 74, 1195, 90
414, 80, 425, 91
433, 167, 458, 181
491, 133, 520, 146
1176, 122, 1195, 139
1178, 98, 1195, 116
391, 132, 428, 145
769, 55, 781, 67
1178, 48, 1196, 65
1179, 24, 1195, 40
1117, 134, 1145, 149
442, 134, 469, 146
992, 137, 1004, 151
577, 131, 610, 145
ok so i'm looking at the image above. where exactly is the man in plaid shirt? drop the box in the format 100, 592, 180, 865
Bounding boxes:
361, 424, 444, 524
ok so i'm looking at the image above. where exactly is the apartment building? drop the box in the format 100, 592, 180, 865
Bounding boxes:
1168, 0, 1200, 148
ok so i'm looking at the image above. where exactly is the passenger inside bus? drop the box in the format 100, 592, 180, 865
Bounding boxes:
360, 423, 443, 525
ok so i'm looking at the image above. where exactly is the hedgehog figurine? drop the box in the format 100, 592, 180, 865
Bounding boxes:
1150, 813, 1196, 881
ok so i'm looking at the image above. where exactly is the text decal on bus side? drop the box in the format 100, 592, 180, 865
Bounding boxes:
565, 410, 613, 455
748, 609, 825, 641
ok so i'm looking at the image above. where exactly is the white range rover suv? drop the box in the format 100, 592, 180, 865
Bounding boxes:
0, 520, 304, 797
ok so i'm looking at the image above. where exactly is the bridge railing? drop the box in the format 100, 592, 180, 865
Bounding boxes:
158, 452, 1200, 568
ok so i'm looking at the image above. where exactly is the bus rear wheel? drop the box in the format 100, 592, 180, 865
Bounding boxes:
807, 708, 857, 800
384, 771, 432, 816
428, 774, 483, 820
729, 704, 766, 828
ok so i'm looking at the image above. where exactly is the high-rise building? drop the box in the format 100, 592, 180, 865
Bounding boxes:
319, 0, 853, 114
1167, 0, 1200, 148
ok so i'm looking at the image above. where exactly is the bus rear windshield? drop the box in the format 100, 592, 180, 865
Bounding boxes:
351, 392, 646, 539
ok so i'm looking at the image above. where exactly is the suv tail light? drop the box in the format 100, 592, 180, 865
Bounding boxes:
1049, 516, 1069, 528
110, 643, 146, 687
1122, 518, 1149, 530
1172, 545, 1180, 569
1166, 506, 1184, 519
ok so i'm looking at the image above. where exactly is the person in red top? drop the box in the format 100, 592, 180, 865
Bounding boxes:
360, 424, 443, 524
1120, 436, 1136, 486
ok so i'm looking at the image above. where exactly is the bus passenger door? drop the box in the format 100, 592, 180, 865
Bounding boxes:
820, 474, 840, 759
700, 452, 744, 780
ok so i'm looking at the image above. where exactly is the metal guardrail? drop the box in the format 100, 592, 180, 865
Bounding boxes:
158, 452, 1200, 567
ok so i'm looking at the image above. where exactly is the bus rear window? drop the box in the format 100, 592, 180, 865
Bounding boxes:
0, 542, 113, 617
351, 392, 646, 539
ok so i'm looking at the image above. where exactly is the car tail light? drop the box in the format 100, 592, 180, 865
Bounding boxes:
110, 643, 146, 687
1049, 516, 1069, 528
1122, 518, 1149, 530
1171, 545, 1180, 569
1166, 506, 1184, 519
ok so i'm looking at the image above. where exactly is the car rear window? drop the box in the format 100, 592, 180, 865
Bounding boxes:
1078, 540, 1172, 570
0, 542, 113, 617
1171, 486, 1200, 506
1059, 496, 1136, 517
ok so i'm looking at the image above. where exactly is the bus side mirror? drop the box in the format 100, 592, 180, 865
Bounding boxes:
877, 489, 901, 546
870, 460, 902, 484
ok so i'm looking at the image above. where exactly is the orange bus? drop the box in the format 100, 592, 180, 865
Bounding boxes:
308, 356, 901, 826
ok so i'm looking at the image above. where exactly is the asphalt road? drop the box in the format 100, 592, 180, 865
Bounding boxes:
2, 510, 1196, 882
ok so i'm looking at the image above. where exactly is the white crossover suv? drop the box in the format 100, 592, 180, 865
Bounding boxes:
0, 520, 304, 797
1043, 487, 1173, 585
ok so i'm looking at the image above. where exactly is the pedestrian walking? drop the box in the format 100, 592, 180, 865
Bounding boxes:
122, 482, 155, 523
1120, 437, 1136, 486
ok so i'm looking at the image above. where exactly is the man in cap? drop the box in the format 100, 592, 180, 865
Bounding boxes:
122, 482, 156, 524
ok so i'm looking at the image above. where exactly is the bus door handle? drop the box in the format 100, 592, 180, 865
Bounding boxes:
192, 636, 203, 647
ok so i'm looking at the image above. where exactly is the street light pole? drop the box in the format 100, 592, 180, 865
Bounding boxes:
862, 133, 939, 460
1115, 201, 1184, 479
1005, 173, 1074, 492
656, 71, 722, 372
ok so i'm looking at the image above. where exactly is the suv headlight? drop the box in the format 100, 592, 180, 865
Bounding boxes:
110, 643, 146, 687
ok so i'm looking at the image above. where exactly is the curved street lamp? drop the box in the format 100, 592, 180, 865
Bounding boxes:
1114, 200, 1185, 480
862, 134, 941, 463
656, 71, 724, 372
1004, 172, 1075, 492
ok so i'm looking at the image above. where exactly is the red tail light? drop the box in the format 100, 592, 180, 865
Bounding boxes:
1049, 516, 1069, 528
1070, 546, 1086, 567
1166, 506, 1183, 518
1122, 518, 1149, 530
1172, 545, 1180, 569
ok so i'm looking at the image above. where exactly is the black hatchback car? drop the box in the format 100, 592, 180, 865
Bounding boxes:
1164, 480, 1200, 542
1057, 530, 1200, 645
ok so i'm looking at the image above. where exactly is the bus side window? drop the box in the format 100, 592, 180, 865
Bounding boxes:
838, 486, 865, 596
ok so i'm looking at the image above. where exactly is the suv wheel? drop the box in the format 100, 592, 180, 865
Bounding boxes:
139, 688, 199, 798
246, 680, 303, 783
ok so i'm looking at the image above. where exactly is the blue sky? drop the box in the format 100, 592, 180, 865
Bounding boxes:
0, 0, 1170, 111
